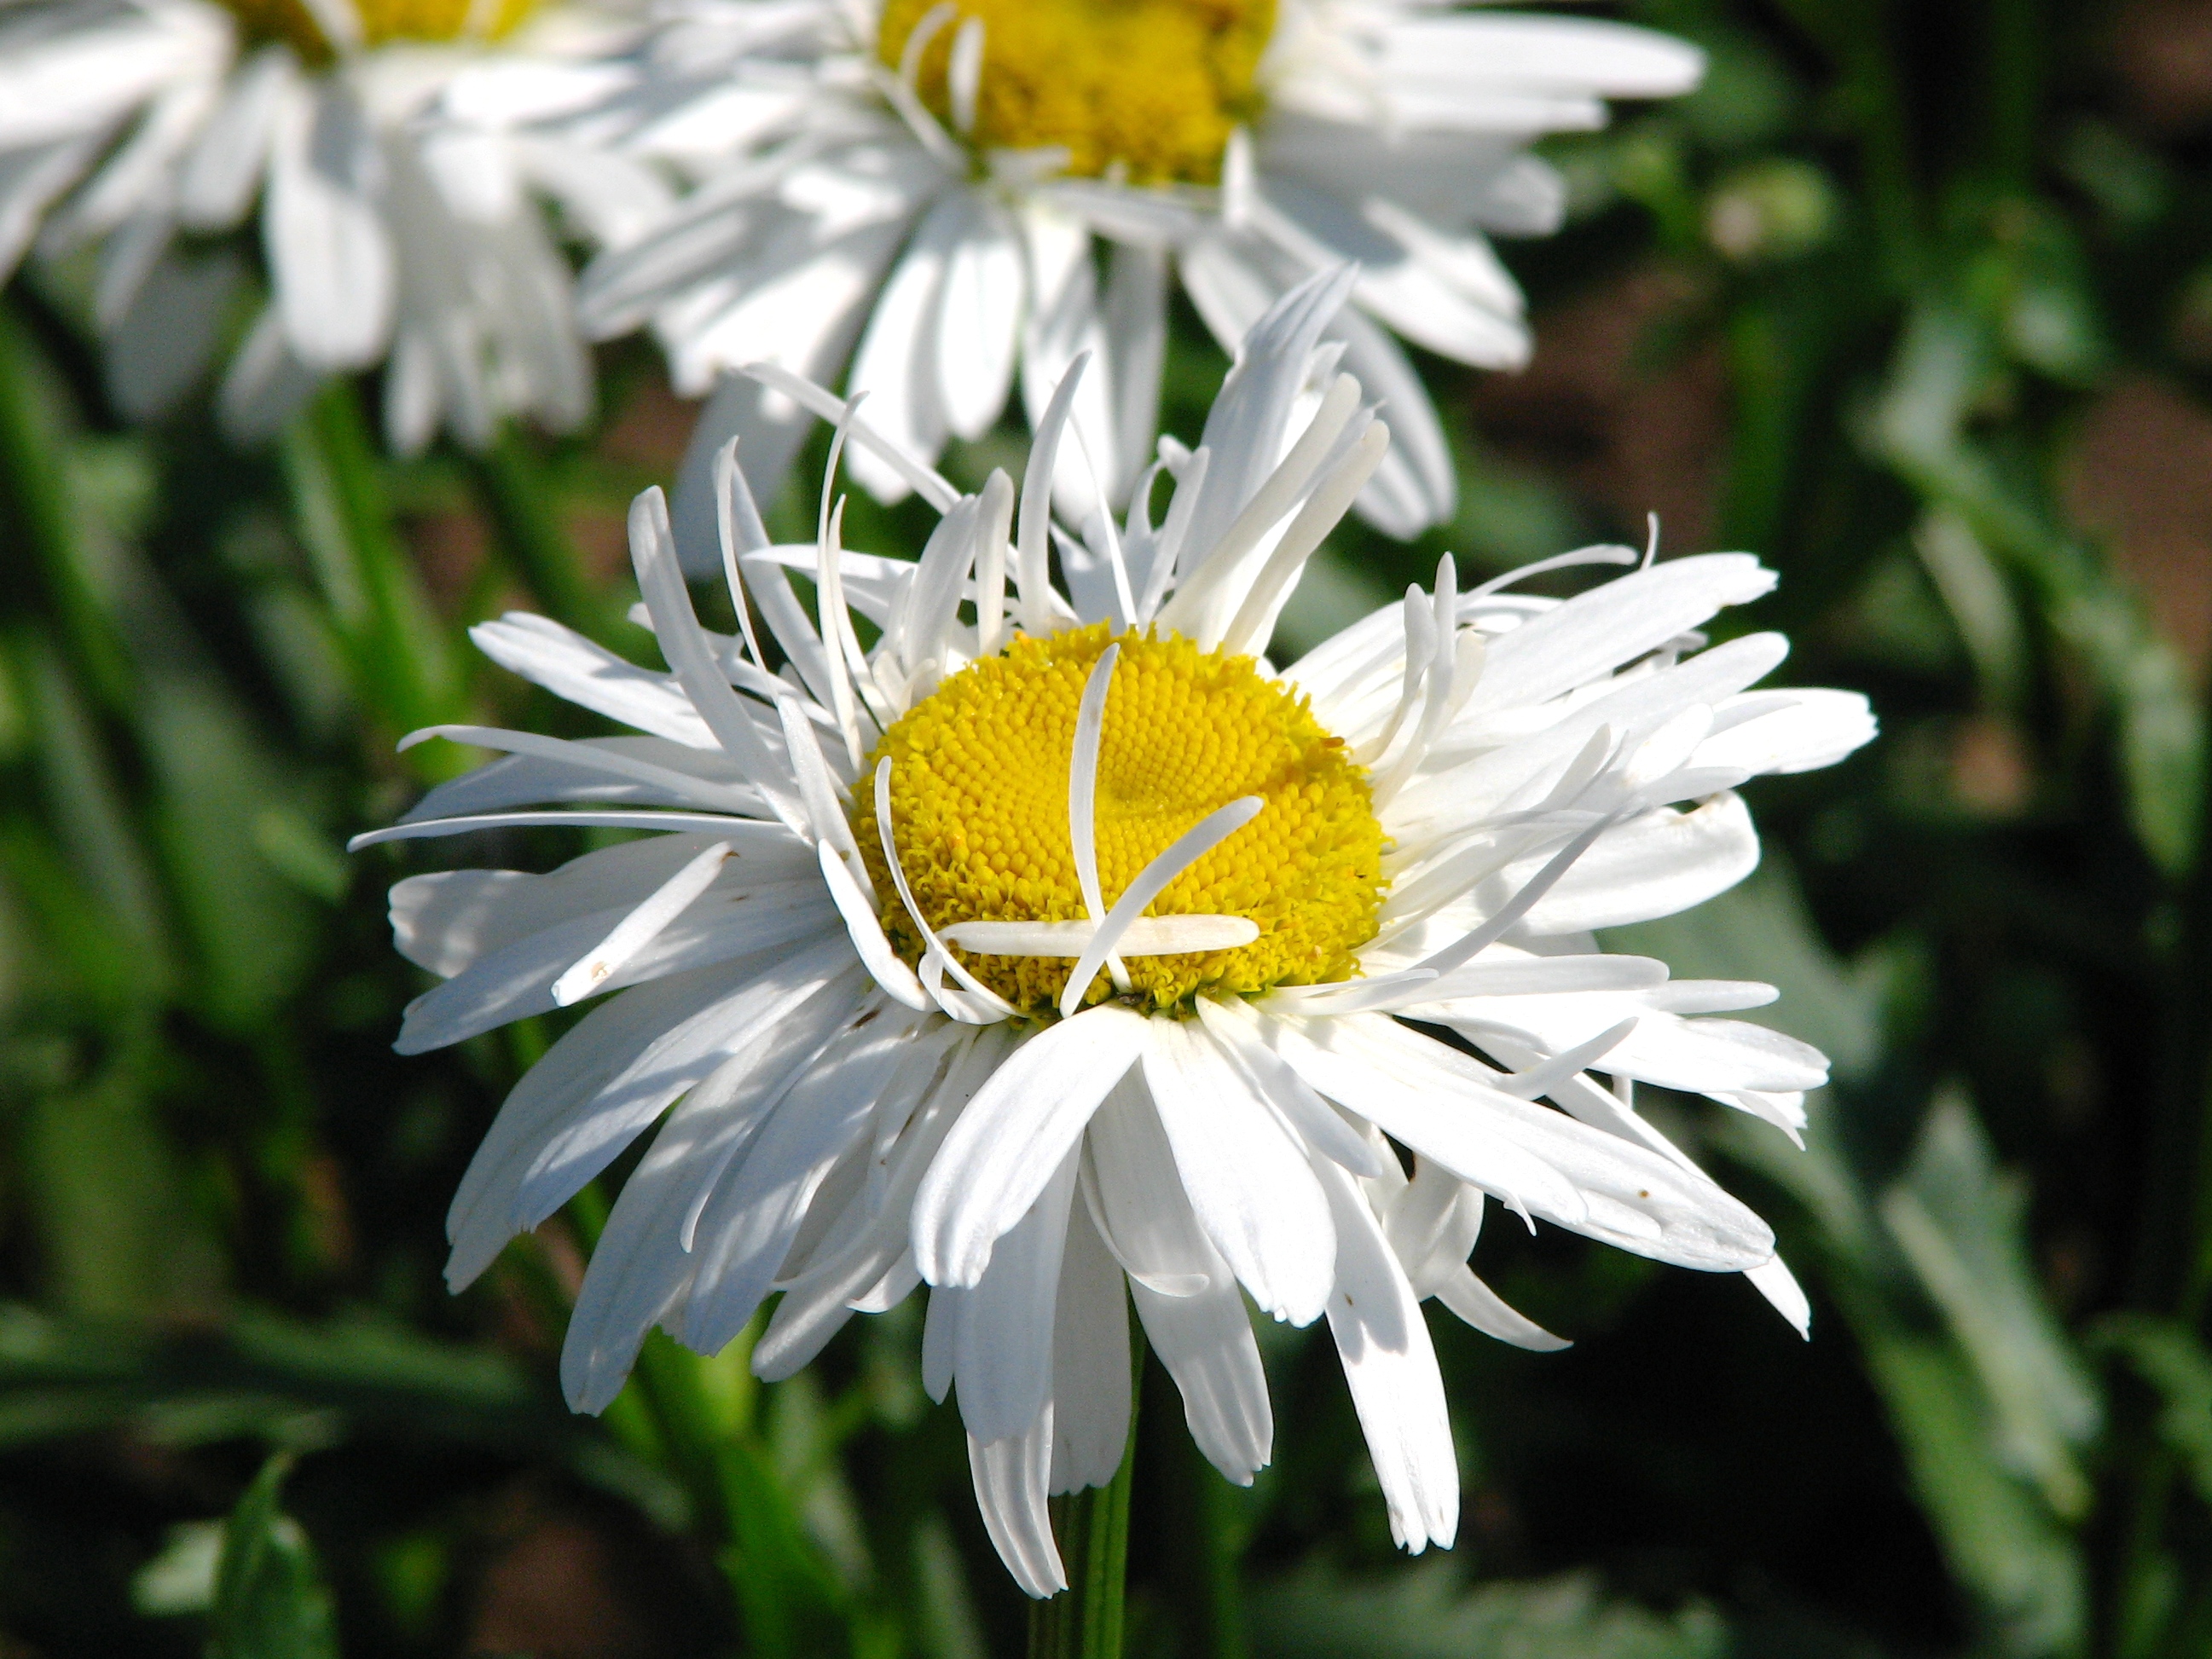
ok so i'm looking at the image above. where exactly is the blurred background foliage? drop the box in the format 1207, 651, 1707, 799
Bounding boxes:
5, 0, 2212, 1655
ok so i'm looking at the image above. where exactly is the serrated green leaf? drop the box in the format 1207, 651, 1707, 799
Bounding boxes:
1882, 1092, 2099, 1516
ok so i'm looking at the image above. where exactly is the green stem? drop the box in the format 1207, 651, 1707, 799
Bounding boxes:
280, 380, 465, 752
0, 300, 134, 718
470, 424, 611, 641
1770, 0, 1920, 286
2106, 648, 2212, 1656
1193, 1454, 1248, 1659
1030, 1367, 1141, 1659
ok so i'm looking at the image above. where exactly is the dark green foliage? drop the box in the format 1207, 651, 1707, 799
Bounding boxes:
4, 2, 2212, 1655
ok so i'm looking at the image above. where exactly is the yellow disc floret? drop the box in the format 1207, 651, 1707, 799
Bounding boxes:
854, 623, 1385, 1019
221, 0, 536, 62
876, 0, 1276, 186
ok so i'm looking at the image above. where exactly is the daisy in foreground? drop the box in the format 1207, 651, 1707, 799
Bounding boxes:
356, 270, 1873, 1593
576, 0, 1705, 545
0, 0, 663, 448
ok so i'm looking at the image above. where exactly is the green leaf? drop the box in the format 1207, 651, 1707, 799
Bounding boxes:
141, 680, 321, 1030
2097, 1315, 2212, 1506
1881, 1091, 2100, 1516
18, 1037, 223, 1318
1857, 1332, 2085, 1656
1914, 510, 2028, 712
278, 384, 466, 759
0, 1301, 683, 1525
210, 1452, 339, 1659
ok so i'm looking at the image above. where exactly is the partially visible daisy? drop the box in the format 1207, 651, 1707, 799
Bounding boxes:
0, 0, 668, 448
571, 0, 1701, 557
356, 269, 1873, 1592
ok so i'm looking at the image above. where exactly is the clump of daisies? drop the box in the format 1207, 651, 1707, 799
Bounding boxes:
573, 0, 1705, 555
0, 0, 666, 448
358, 268, 1874, 1593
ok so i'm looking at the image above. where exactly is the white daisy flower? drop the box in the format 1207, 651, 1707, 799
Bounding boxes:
570, 0, 1703, 561
356, 270, 1873, 1593
0, 0, 669, 448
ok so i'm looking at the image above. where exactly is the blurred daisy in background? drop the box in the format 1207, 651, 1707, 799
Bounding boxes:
357, 270, 1874, 1592
0, 0, 669, 449
572, 0, 1703, 563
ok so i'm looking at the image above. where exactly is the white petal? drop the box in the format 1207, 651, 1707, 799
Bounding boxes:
968, 1409, 1066, 1598
945, 1147, 1079, 1443
1746, 1254, 1812, 1338
558, 988, 871, 1410
469, 612, 716, 747
935, 191, 1022, 441
1313, 1154, 1458, 1553
1265, 1011, 1776, 1269
1694, 689, 1878, 777
401, 735, 771, 824
394, 879, 831, 1053
755, 1025, 1014, 1379
1511, 795, 1761, 934
681, 1007, 932, 1350
440, 943, 843, 1289
1130, 1265, 1272, 1485
1461, 555, 1777, 721
266, 81, 392, 370
844, 204, 955, 498
1433, 1264, 1572, 1353
912, 1006, 1148, 1286
177, 46, 290, 230
1141, 1018, 1335, 1326
1049, 1198, 1132, 1494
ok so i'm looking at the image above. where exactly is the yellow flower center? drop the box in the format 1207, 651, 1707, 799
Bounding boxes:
854, 624, 1385, 1018
875, 0, 1276, 186
219, 0, 536, 61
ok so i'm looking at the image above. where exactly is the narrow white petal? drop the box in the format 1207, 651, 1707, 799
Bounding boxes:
1050, 1199, 1132, 1494
1313, 1154, 1458, 1553
1142, 1019, 1335, 1325
947, 1148, 1080, 1443
1060, 796, 1264, 1018
628, 488, 808, 831
680, 1008, 927, 1349
266, 82, 391, 370
395, 881, 832, 1054
1195, 997, 1388, 1178
1068, 645, 1126, 989
817, 840, 931, 1011
941, 916, 1259, 957
1432, 1265, 1571, 1352
912, 1005, 1148, 1286
968, 1410, 1066, 1598
1746, 1255, 1812, 1338
552, 841, 733, 1007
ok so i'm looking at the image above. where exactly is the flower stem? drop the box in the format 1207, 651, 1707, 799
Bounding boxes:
0, 299, 134, 718
470, 423, 613, 642
1029, 1368, 1141, 1659
2107, 657, 2212, 1652
279, 380, 466, 757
